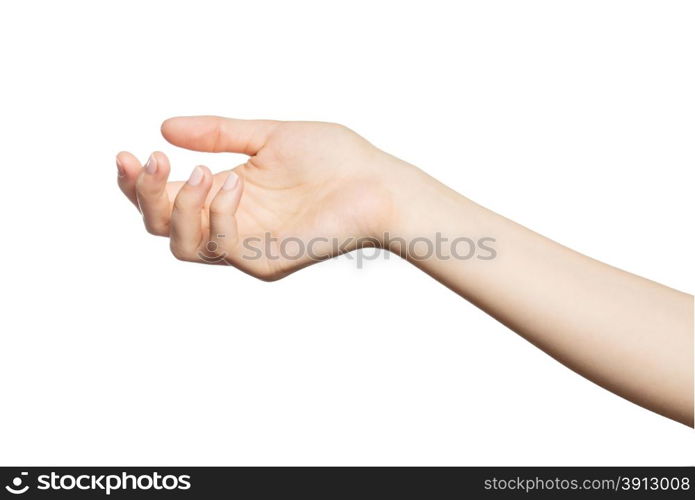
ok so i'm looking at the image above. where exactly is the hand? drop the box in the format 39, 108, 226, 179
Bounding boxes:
117, 116, 694, 426
117, 116, 404, 279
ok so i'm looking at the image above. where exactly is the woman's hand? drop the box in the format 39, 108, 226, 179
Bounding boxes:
118, 115, 693, 425
117, 116, 405, 279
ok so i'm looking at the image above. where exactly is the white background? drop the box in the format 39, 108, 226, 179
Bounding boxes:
0, 0, 693, 465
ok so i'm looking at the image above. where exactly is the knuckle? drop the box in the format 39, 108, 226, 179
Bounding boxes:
141, 212, 169, 236
134, 174, 146, 191
144, 221, 168, 237
169, 242, 196, 262
134, 174, 152, 193
211, 121, 226, 152
324, 122, 351, 135
172, 195, 195, 213
208, 201, 229, 218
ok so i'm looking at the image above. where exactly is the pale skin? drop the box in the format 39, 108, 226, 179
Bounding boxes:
117, 116, 694, 426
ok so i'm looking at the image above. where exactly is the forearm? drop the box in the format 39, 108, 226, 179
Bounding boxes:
382, 158, 694, 426
119, 116, 693, 425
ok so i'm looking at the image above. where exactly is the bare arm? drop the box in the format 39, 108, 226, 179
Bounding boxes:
386, 159, 694, 426
117, 116, 694, 426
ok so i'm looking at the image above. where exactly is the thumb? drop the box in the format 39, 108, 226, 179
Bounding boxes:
160, 115, 279, 156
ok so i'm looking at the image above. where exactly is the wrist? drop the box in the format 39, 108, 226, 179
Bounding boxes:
375, 158, 492, 268
375, 158, 456, 254
364, 154, 425, 244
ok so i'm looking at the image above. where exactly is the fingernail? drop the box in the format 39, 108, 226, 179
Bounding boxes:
145, 154, 158, 175
223, 171, 239, 191
116, 156, 125, 177
187, 166, 204, 186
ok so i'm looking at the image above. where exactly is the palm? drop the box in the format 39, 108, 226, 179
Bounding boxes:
157, 121, 392, 276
